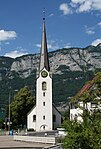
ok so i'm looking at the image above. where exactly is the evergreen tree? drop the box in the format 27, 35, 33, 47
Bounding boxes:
10, 86, 35, 129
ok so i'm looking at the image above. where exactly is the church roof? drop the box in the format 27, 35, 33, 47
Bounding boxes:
39, 16, 50, 72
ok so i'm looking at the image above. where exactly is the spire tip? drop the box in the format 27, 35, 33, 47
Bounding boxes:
43, 8, 45, 21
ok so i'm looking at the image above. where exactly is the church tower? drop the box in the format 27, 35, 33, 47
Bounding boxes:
36, 16, 52, 131
27, 14, 62, 132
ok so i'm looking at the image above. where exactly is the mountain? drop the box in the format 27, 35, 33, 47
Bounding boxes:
0, 44, 101, 118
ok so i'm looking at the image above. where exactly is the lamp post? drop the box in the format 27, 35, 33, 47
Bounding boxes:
8, 91, 11, 134
8, 89, 18, 134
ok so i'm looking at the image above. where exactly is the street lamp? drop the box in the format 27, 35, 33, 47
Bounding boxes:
8, 91, 11, 134
8, 89, 18, 134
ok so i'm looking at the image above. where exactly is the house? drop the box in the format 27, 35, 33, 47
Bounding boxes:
70, 74, 101, 122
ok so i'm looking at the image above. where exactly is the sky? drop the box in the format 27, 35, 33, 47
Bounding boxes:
0, 0, 101, 58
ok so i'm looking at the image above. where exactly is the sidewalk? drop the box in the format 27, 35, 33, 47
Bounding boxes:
0, 136, 51, 148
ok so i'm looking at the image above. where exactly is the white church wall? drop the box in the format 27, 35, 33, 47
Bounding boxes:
36, 70, 53, 131
27, 106, 36, 130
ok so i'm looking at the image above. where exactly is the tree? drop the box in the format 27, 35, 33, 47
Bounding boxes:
0, 118, 4, 129
63, 109, 101, 149
10, 86, 35, 129
62, 72, 101, 148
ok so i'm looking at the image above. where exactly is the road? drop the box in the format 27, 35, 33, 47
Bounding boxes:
0, 136, 51, 149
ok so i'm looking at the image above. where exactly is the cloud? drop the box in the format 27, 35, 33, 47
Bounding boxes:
0, 30, 17, 41
64, 43, 71, 48
4, 49, 28, 58
59, 3, 72, 15
36, 44, 41, 48
71, 0, 85, 4
36, 39, 72, 51
49, 13, 54, 17
77, 1, 92, 12
85, 26, 95, 35
71, 0, 101, 13
59, 1, 101, 15
91, 38, 101, 46
98, 22, 101, 27
86, 30, 95, 35
48, 40, 60, 50
92, 0, 101, 10
5, 42, 10, 45
36, 40, 60, 51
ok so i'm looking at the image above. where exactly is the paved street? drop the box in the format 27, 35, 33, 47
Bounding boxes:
0, 136, 51, 149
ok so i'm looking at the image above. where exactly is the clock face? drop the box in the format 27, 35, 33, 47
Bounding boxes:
41, 71, 48, 78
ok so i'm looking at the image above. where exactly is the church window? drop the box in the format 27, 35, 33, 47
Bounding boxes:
33, 115, 36, 122
43, 102, 45, 106
43, 115, 45, 120
43, 92, 45, 96
42, 82, 47, 90
53, 115, 56, 122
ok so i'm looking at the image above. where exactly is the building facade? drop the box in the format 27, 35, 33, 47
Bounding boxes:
70, 101, 101, 122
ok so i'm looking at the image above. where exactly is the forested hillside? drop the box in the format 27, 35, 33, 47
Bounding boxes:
0, 44, 101, 118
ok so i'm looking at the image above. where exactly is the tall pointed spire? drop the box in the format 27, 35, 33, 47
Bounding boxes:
39, 11, 50, 72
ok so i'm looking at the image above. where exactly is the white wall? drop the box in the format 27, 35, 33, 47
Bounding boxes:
70, 101, 101, 122
70, 108, 83, 122
27, 68, 62, 131
27, 106, 36, 130
27, 105, 62, 130
36, 69, 53, 131
14, 135, 56, 144
70, 102, 83, 122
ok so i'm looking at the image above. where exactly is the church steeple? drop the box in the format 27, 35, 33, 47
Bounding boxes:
27, 12, 62, 132
39, 12, 50, 72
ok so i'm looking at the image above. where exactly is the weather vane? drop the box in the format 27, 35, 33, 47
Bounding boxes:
43, 8, 45, 20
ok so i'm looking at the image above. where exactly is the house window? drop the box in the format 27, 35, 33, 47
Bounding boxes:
43, 126, 45, 130
91, 102, 97, 108
43, 92, 45, 96
74, 114, 78, 120
70, 114, 73, 120
53, 114, 56, 122
42, 82, 47, 90
43, 102, 45, 106
70, 103, 75, 109
43, 115, 45, 120
33, 115, 36, 122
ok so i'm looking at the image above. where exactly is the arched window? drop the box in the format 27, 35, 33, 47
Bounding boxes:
43, 115, 45, 120
42, 82, 47, 90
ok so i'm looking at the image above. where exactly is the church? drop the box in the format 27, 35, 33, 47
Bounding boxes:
27, 16, 62, 131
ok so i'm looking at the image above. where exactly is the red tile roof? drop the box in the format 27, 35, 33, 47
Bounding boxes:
79, 75, 99, 96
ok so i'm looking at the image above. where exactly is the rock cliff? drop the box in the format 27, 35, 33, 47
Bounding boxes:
0, 44, 101, 110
